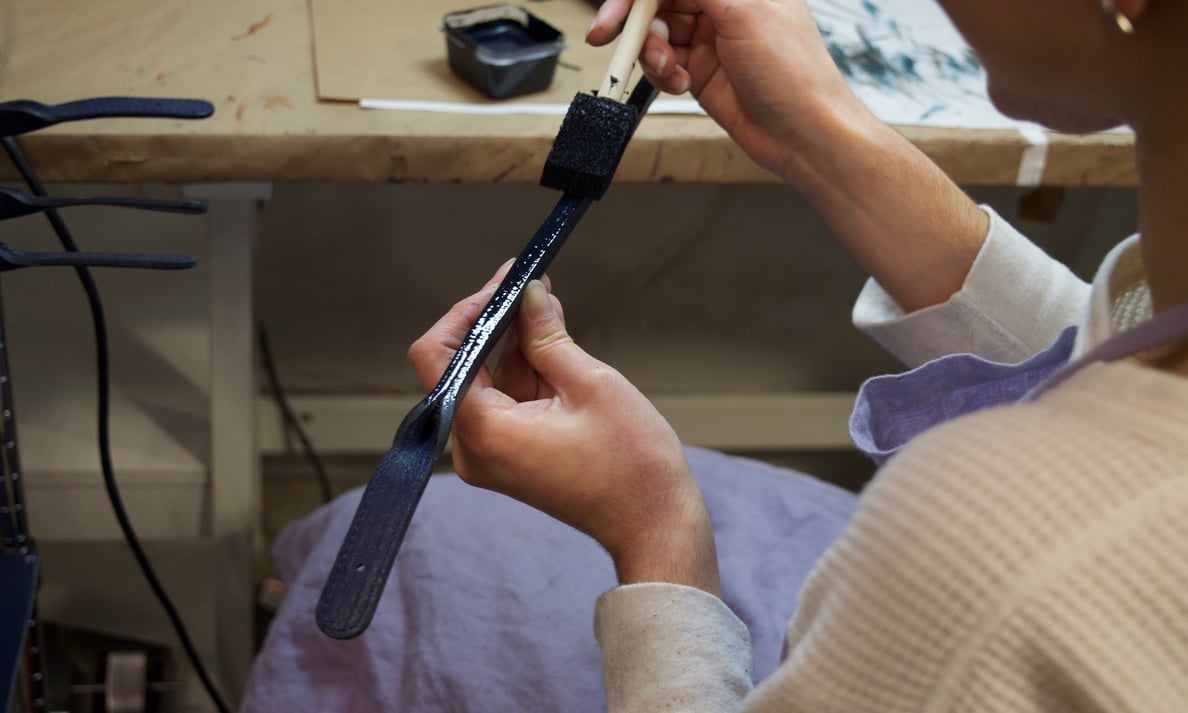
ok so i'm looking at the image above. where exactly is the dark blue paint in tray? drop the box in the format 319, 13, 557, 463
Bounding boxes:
443, 5, 566, 99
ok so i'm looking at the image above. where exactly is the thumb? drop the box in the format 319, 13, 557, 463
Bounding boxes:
517, 280, 602, 391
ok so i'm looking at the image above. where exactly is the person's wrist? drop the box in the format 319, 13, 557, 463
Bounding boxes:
774, 94, 886, 188
609, 491, 721, 597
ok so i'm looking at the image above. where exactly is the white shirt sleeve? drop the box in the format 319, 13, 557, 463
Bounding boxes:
852, 207, 1091, 368
595, 583, 754, 712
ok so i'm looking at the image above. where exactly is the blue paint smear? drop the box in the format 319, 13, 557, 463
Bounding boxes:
827, 42, 854, 77
853, 32, 892, 85
931, 47, 982, 80
919, 105, 945, 121
898, 54, 918, 78
827, 26, 924, 89
862, 0, 880, 17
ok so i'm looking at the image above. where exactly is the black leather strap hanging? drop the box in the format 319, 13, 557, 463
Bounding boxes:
0, 97, 213, 137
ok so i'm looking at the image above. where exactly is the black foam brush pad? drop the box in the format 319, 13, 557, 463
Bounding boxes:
540, 93, 639, 200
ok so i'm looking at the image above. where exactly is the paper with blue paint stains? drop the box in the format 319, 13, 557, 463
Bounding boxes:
812, 0, 1015, 128
695, 0, 1102, 131
354, 0, 1123, 132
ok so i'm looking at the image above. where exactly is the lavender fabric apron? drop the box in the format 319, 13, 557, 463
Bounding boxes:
850, 301, 1188, 465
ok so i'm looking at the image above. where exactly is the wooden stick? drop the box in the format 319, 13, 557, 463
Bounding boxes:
598, 0, 660, 102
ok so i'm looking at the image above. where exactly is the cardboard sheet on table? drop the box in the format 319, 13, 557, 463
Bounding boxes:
310, 0, 608, 103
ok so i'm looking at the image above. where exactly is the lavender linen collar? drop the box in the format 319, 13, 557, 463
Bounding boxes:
849, 326, 1077, 467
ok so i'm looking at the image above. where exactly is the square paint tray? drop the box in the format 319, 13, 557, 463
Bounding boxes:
443, 5, 566, 99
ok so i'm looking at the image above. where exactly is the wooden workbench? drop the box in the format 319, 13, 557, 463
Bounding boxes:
0, 0, 1136, 186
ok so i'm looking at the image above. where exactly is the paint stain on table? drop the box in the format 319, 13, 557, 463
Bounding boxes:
233, 13, 273, 41
262, 96, 293, 110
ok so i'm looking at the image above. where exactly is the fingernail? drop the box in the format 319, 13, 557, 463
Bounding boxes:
649, 17, 669, 42
523, 280, 555, 320
677, 75, 691, 95
645, 48, 667, 75
589, 3, 610, 34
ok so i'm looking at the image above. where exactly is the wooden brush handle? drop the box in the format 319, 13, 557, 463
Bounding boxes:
599, 0, 659, 102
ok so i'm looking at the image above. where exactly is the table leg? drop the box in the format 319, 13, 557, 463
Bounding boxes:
185, 182, 271, 705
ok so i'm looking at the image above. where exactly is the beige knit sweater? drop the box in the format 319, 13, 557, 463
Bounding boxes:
594, 213, 1188, 712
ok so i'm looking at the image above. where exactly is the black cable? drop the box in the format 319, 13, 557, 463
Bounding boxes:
257, 325, 333, 504
1, 136, 233, 713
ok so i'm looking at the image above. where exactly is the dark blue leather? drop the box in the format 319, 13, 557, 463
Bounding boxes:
0, 243, 195, 272
0, 185, 207, 221
0, 553, 38, 712
0, 97, 214, 137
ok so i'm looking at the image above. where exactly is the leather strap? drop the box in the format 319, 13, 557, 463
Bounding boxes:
0, 243, 195, 272
0, 97, 214, 137
316, 195, 593, 639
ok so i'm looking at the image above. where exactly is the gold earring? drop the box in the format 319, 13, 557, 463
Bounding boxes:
1100, 0, 1136, 34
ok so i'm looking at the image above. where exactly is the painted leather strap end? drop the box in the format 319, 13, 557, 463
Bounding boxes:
315, 442, 438, 639
0, 97, 215, 137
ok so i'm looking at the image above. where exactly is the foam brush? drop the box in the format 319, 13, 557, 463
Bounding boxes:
539, 0, 659, 199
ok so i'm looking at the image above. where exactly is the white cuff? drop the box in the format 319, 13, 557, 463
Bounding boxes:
595, 583, 754, 713
852, 206, 1090, 367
